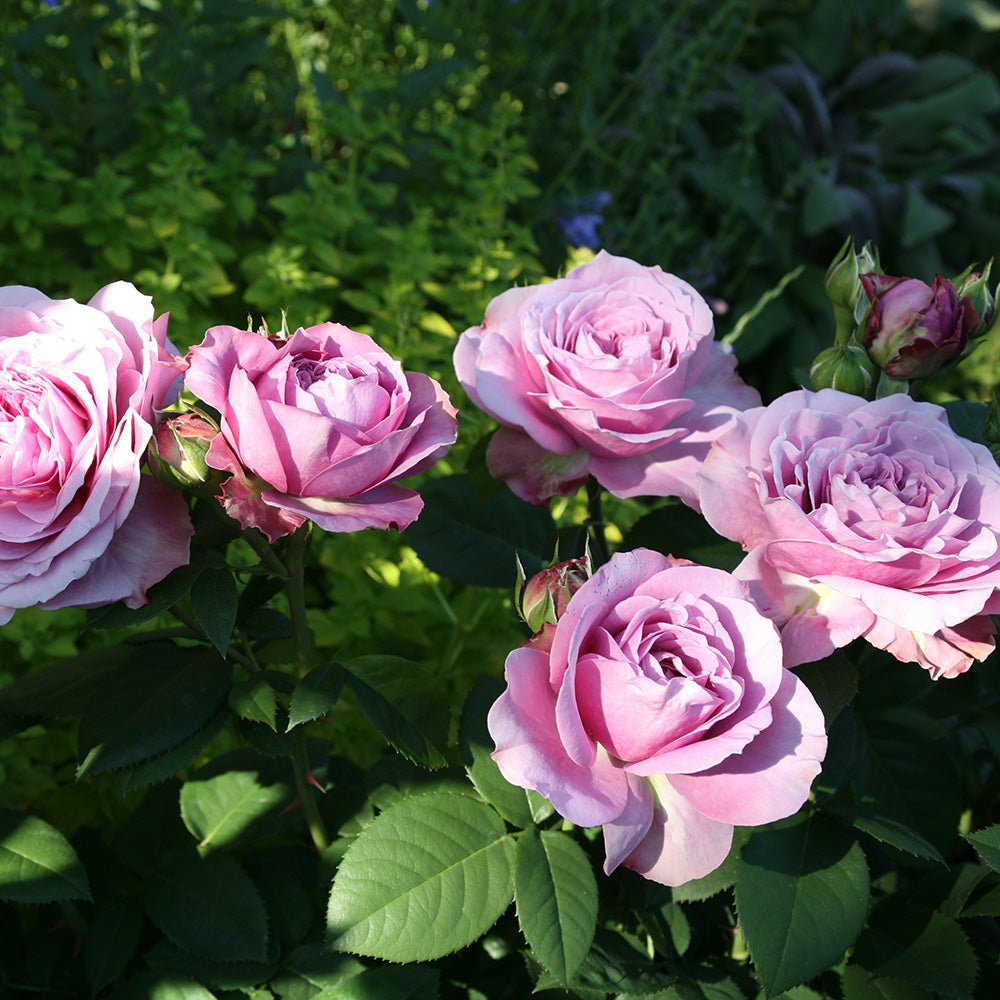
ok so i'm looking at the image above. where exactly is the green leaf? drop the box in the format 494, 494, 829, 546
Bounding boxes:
901, 186, 954, 248
145, 852, 270, 963
526, 789, 555, 824
404, 474, 557, 587
343, 656, 448, 769
965, 823, 1000, 872
801, 176, 868, 236
272, 944, 365, 997
85, 898, 144, 995
287, 662, 345, 731
111, 971, 220, 1000
842, 964, 934, 1000
534, 929, 676, 995
852, 899, 977, 1000
962, 883, 1000, 917
192, 566, 239, 658
76, 646, 232, 777
180, 769, 292, 852
0, 643, 133, 718
0, 809, 91, 903
849, 719, 960, 859
145, 940, 276, 991
942, 401, 989, 448
312, 963, 439, 999
328, 790, 515, 961
514, 828, 597, 984
229, 677, 279, 731
460, 675, 534, 827
620, 503, 743, 572
736, 812, 870, 996
117, 708, 228, 794
852, 815, 944, 864
795, 652, 859, 726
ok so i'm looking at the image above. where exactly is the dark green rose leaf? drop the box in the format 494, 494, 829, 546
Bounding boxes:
404, 474, 557, 586
514, 827, 597, 984
145, 851, 269, 963
736, 812, 870, 996
76, 645, 232, 777
852, 898, 977, 1000
191, 565, 240, 658
287, 662, 345, 731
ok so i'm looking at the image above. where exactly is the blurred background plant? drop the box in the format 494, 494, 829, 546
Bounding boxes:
2, 0, 1000, 996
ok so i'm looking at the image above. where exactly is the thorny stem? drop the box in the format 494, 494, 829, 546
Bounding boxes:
242, 527, 291, 579
282, 522, 329, 852
292, 726, 329, 853
285, 523, 316, 676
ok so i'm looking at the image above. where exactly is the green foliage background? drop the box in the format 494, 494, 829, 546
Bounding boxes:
2, 0, 1000, 997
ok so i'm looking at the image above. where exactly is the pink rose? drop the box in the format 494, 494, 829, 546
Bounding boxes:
0, 282, 192, 623
699, 388, 1000, 679
488, 549, 826, 886
184, 324, 458, 541
453, 251, 760, 507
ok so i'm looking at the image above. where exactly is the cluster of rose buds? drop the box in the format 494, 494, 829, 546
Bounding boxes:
811, 237, 996, 397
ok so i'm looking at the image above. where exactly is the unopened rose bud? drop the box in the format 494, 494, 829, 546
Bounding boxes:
826, 237, 879, 313
861, 273, 974, 380
955, 261, 995, 340
148, 412, 220, 491
810, 343, 878, 398
517, 555, 591, 634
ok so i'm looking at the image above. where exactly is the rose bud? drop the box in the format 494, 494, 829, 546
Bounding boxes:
861, 272, 975, 380
148, 412, 220, 491
955, 261, 996, 340
810, 343, 878, 399
825, 236, 879, 316
517, 555, 591, 634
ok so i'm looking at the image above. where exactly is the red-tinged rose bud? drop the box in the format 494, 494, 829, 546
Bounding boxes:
517, 555, 591, 634
148, 412, 220, 491
861, 272, 975, 380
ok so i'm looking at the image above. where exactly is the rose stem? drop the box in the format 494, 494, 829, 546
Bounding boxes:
241, 525, 291, 579
283, 522, 330, 853
586, 477, 610, 568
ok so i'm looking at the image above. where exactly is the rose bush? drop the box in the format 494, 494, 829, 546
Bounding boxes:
184, 323, 458, 541
699, 388, 1000, 678
488, 548, 826, 886
453, 251, 760, 507
0, 282, 192, 623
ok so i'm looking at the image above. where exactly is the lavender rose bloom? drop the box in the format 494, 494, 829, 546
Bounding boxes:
699, 389, 1000, 678
489, 549, 826, 886
0, 283, 192, 623
453, 251, 760, 507
185, 324, 458, 541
